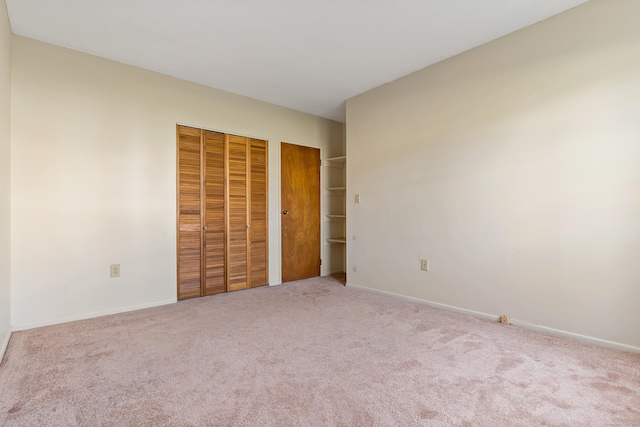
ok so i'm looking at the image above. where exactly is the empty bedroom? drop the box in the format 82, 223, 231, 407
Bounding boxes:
0, 0, 638, 425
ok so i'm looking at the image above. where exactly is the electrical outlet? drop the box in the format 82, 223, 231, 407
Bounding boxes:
499, 315, 510, 325
110, 264, 120, 278
420, 259, 429, 271
355, 194, 360, 204
353, 266, 357, 272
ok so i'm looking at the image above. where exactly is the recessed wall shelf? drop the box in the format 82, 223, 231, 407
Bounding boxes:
325, 151, 347, 274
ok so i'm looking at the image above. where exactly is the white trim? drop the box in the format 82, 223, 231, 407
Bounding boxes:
346, 283, 640, 354
347, 283, 497, 320
11, 299, 177, 332
0, 328, 11, 364
510, 319, 640, 354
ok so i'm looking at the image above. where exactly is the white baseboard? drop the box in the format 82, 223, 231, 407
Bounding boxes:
346, 283, 640, 354
346, 282, 498, 321
0, 328, 11, 364
509, 319, 640, 354
11, 299, 177, 332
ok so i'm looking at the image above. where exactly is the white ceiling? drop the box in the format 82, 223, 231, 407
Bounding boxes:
6, 0, 590, 122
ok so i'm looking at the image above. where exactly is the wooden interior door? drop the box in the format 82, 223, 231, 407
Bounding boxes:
250, 138, 269, 287
203, 130, 226, 295
177, 126, 203, 300
281, 142, 320, 282
226, 135, 249, 291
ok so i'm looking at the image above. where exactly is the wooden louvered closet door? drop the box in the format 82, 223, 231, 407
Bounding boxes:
203, 131, 226, 296
250, 139, 268, 288
177, 126, 268, 300
226, 135, 249, 291
177, 126, 203, 300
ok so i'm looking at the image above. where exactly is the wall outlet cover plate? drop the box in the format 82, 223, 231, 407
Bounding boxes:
110, 264, 120, 278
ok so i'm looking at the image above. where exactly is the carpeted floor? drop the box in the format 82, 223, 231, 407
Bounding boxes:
1, 276, 639, 426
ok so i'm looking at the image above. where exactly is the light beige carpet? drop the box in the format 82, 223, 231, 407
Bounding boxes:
1, 276, 639, 426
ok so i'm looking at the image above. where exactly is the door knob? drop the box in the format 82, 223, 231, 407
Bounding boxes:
283, 210, 289, 215
203, 226, 208, 231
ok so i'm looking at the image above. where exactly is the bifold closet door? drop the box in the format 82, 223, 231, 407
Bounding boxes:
178, 126, 268, 299
226, 136, 269, 291
226, 135, 249, 291
177, 127, 226, 299
177, 126, 203, 300
250, 139, 268, 288
203, 131, 226, 296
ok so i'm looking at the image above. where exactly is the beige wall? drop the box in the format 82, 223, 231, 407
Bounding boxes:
346, 0, 640, 349
11, 36, 343, 329
0, 0, 11, 356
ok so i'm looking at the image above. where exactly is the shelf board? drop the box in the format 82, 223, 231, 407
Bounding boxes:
326, 214, 346, 219
326, 187, 346, 191
326, 156, 346, 163
326, 237, 347, 244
